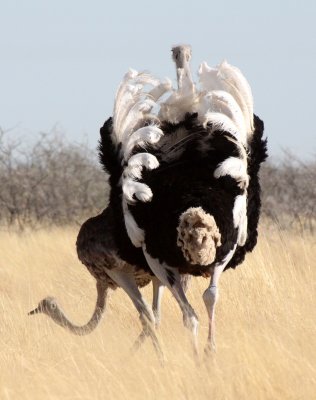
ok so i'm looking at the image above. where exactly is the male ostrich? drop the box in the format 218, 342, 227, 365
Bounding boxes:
117, 44, 267, 354
29, 45, 267, 356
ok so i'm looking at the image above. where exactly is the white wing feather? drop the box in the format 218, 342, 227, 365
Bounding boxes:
123, 179, 153, 204
123, 126, 163, 160
198, 60, 254, 139
111, 51, 255, 248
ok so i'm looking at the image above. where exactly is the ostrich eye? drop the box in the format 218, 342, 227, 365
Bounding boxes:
50, 303, 57, 310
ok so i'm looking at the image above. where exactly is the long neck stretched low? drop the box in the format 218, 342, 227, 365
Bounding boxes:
51, 281, 108, 336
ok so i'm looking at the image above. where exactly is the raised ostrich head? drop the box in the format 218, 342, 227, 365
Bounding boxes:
177, 207, 222, 266
171, 44, 193, 90
172, 45, 192, 68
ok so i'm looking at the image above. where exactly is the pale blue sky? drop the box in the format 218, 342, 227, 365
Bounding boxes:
1, 0, 315, 159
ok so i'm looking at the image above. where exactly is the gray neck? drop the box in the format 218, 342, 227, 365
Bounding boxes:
50, 281, 108, 336
172, 45, 193, 89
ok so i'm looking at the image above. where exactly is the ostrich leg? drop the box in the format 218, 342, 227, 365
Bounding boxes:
152, 275, 190, 328
203, 246, 236, 355
143, 248, 199, 357
132, 277, 165, 351
103, 268, 163, 361
152, 276, 165, 328
133, 275, 189, 350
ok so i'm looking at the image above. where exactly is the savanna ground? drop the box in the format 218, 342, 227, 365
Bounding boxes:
0, 223, 315, 400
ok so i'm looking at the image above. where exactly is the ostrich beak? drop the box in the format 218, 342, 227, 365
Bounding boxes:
28, 307, 40, 315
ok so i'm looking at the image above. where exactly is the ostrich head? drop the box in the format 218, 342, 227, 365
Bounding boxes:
171, 44, 193, 91
172, 44, 192, 68
28, 282, 108, 335
28, 297, 61, 318
177, 207, 222, 266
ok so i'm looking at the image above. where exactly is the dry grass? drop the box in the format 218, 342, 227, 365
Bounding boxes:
0, 224, 315, 399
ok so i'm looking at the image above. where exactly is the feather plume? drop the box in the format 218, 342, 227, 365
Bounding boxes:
128, 153, 160, 170
148, 79, 172, 102
208, 91, 246, 141
108, 50, 257, 251
122, 201, 145, 247
120, 98, 156, 145
233, 194, 248, 246
214, 156, 249, 188
218, 61, 254, 133
123, 126, 163, 160
122, 179, 153, 204
198, 62, 223, 91
201, 112, 239, 136
198, 60, 254, 140
123, 153, 159, 187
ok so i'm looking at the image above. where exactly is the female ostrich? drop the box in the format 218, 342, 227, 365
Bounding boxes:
29, 45, 267, 356
29, 205, 166, 354
28, 47, 194, 355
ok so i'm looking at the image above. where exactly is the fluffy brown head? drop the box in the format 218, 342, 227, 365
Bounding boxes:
177, 207, 222, 266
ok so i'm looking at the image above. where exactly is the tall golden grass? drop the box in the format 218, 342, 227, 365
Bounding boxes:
0, 224, 315, 399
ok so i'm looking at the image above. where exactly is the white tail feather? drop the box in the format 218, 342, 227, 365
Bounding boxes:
218, 61, 253, 133
124, 126, 163, 160
113, 86, 143, 143
113, 71, 160, 143
124, 153, 160, 180
113, 69, 138, 140
148, 79, 172, 102
214, 156, 249, 188
198, 62, 223, 91
201, 112, 239, 136
198, 60, 254, 139
134, 72, 160, 88
123, 179, 153, 204
233, 194, 248, 246
111, 49, 255, 247
209, 91, 246, 143
120, 98, 156, 145
128, 153, 160, 169
122, 200, 144, 247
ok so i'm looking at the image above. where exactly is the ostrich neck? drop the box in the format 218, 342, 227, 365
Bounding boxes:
173, 45, 193, 90
176, 66, 193, 91
50, 281, 108, 336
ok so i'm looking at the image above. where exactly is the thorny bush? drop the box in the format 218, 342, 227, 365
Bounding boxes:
0, 129, 315, 232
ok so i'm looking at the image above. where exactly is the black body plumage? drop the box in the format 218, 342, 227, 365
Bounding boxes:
226, 115, 268, 270
30, 48, 267, 355
96, 112, 267, 278
127, 113, 267, 275
76, 118, 150, 277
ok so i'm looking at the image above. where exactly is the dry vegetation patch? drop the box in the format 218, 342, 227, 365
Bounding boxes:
0, 224, 315, 399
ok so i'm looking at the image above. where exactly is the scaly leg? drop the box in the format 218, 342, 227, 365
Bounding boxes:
203, 246, 236, 355
152, 276, 165, 328
104, 268, 163, 361
133, 277, 165, 350
152, 275, 189, 328
143, 247, 199, 357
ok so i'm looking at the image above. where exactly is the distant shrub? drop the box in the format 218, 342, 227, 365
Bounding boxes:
0, 128, 315, 232
261, 152, 316, 233
0, 128, 108, 230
